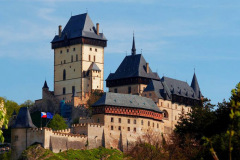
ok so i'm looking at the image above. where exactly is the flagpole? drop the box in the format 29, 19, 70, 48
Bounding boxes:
41, 108, 42, 128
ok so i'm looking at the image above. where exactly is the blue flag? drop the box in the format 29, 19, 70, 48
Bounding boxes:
47, 112, 53, 119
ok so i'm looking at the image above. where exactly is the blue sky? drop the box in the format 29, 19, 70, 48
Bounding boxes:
0, 0, 240, 105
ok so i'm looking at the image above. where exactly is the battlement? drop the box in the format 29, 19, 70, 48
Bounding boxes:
52, 132, 87, 138
72, 122, 103, 128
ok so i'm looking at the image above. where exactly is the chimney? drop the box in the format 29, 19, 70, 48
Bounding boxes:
146, 63, 149, 73
96, 23, 99, 35
58, 25, 62, 37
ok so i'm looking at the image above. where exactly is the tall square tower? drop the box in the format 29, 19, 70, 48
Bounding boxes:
51, 13, 107, 102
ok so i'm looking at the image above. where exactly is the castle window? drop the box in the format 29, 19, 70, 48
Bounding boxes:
157, 123, 159, 128
118, 118, 121, 123
163, 110, 169, 119
94, 56, 96, 62
141, 120, 143, 125
89, 55, 91, 61
168, 103, 169, 108
149, 93, 152, 97
118, 126, 121, 131
14, 135, 18, 142
128, 87, 131, 94
114, 88, 117, 93
97, 118, 100, 123
134, 128, 136, 132
134, 119, 136, 124
175, 116, 177, 120
64, 60, 66, 64
76, 55, 78, 61
95, 48, 97, 52
128, 119, 130, 124
148, 121, 150, 126
67, 49, 69, 52
61, 61, 62, 64
72, 86, 75, 94
111, 126, 113, 130
73, 48, 75, 51
128, 127, 130, 131
63, 69, 66, 80
175, 105, 177, 109
90, 48, 92, 51
153, 123, 154, 127
63, 87, 66, 95
71, 55, 73, 62
111, 117, 114, 122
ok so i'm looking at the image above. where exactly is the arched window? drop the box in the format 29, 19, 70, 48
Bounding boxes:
63, 69, 66, 80
163, 110, 169, 119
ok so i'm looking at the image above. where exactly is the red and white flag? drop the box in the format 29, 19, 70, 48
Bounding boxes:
41, 112, 47, 118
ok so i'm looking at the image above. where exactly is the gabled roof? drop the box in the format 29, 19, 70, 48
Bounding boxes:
12, 107, 36, 128
88, 62, 101, 71
191, 73, 202, 98
92, 92, 162, 113
106, 54, 160, 81
144, 80, 164, 99
52, 13, 107, 43
161, 76, 198, 99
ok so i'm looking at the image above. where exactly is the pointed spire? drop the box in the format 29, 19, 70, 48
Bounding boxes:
131, 33, 136, 56
191, 72, 202, 98
42, 80, 49, 89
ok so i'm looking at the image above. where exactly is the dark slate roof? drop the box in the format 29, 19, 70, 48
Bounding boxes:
191, 73, 202, 98
51, 13, 107, 43
106, 54, 160, 81
161, 76, 199, 100
88, 62, 101, 71
42, 80, 49, 89
144, 76, 201, 100
144, 80, 164, 99
12, 107, 36, 128
92, 92, 162, 113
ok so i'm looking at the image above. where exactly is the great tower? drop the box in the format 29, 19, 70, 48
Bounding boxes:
51, 13, 107, 102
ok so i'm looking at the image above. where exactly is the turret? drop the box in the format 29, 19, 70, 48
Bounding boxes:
191, 72, 202, 99
42, 80, 49, 99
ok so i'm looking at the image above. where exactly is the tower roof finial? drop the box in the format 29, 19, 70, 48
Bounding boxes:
131, 32, 136, 56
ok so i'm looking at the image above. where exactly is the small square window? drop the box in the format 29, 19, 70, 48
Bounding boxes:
111, 126, 113, 130
90, 48, 92, 51
73, 48, 75, 51
111, 117, 114, 122
148, 121, 150, 126
128, 119, 130, 124
157, 124, 159, 128
128, 127, 130, 131
60, 50, 62, 54
118, 126, 121, 131
95, 48, 97, 52
141, 120, 144, 125
134, 128, 136, 132
119, 118, 121, 123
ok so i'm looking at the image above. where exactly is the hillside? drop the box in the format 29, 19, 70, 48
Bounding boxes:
20, 144, 125, 160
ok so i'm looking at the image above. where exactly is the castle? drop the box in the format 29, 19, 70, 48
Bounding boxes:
10, 13, 203, 160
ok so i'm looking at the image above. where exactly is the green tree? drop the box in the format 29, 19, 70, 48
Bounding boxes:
20, 100, 34, 108
0, 99, 8, 143
48, 114, 67, 130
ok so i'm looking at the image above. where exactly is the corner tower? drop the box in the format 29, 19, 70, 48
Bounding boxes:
51, 13, 107, 102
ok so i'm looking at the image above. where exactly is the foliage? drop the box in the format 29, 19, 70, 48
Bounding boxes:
20, 100, 34, 108
128, 130, 203, 160
87, 90, 104, 107
21, 144, 124, 160
0, 99, 8, 143
48, 114, 67, 130
0, 150, 11, 160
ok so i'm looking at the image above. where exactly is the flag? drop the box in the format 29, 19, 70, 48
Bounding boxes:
41, 112, 47, 118
47, 112, 53, 119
